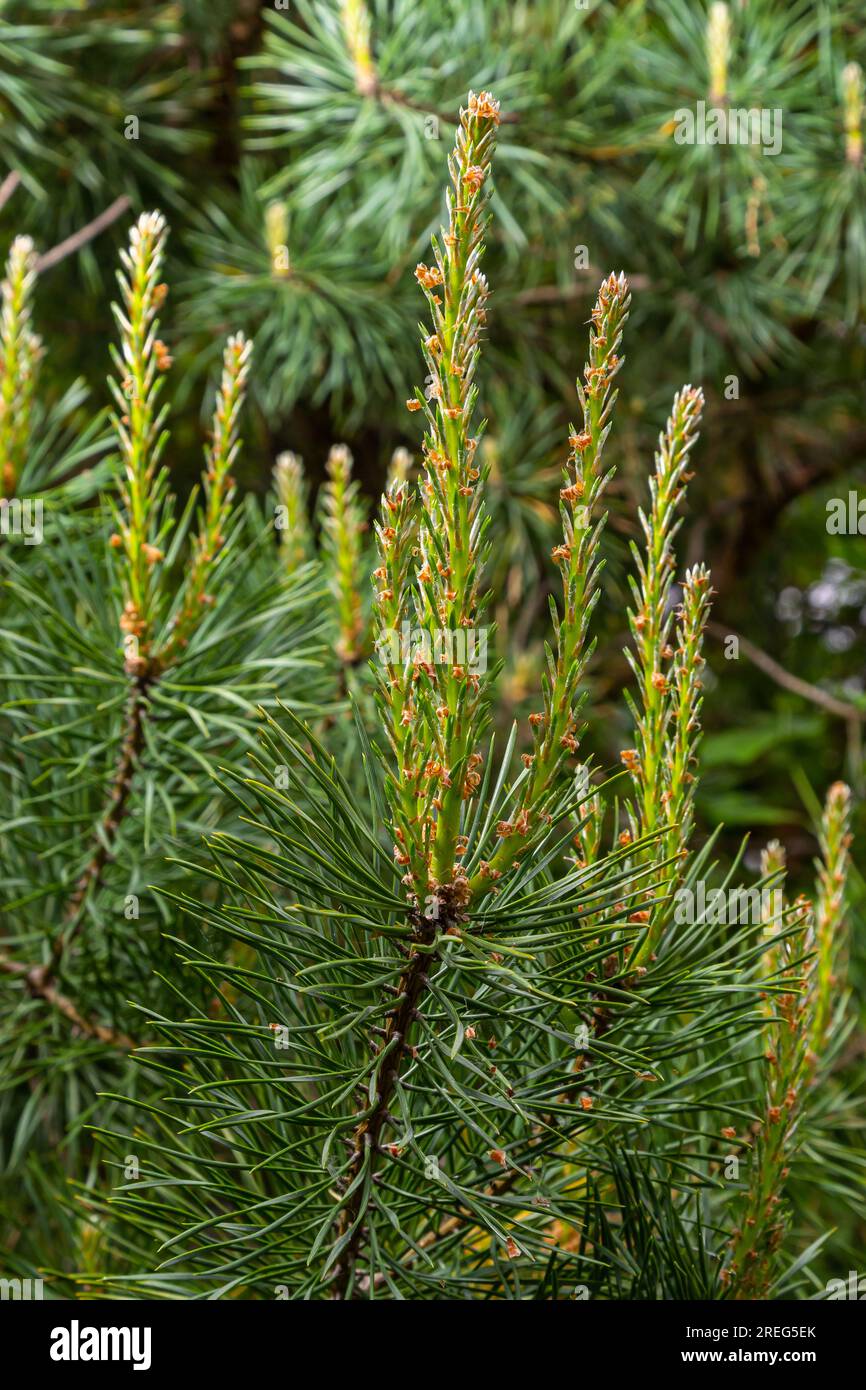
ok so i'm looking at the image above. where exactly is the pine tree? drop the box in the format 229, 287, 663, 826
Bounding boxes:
22, 92, 850, 1302
0, 3, 863, 1303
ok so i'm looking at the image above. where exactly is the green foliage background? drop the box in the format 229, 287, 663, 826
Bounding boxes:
0, 0, 864, 1298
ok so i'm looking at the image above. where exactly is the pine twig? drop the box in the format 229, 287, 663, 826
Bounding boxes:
513, 273, 649, 306
620, 387, 707, 967
0, 170, 21, 212
319, 443, 369, 666
373, 476, 420, 871
472, 272, 631, 897
5, 213, 180, 1050
0, 235, 42, 498
727, 782, 853, 1297
161, 332, 253, 664
35, 195, 132, 274
0, 952, 134, 1051
392, 87, 501, 904
625, 385, 705, 844
3, 216, 254, 1054
661, 564, 714, 879
332, 88, 502, 1300
809, 780, 853, 1059
109, 210, 172, 676
274, 451, 312, 573
706, 621, 863, 722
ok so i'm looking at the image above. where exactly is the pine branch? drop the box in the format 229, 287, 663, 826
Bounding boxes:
0, 234, 41, 498
706, 621, 863, 723
330, 910, 438, 1300
0, 950, 134, 1050
842, 60, 863, 168
472, 272, 630, 896
38, 675, 151, 981
274, 451, 312, 573
109, 210, 172, 676
319, 443, 369, 666
726, 781, 854, 1297
0, 170, 21, 212
35, 195, 132, 274
330, 89, 504, 1299
386, 88, 501, 905
373, 476, 419, 850
625, 385, 705, 843
0, 674, 148, 1050
1, 213, 257, 1054
808, 781, 853, 1061
661, 565, 713, 878
160, 332, 253, 665
621, 386, 707, 965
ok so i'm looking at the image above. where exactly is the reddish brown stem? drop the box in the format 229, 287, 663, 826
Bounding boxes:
45, 675, 150, 974
330, 917, 439, 1299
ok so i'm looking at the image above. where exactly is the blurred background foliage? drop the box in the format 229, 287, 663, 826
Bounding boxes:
1, 0, 865, 1278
